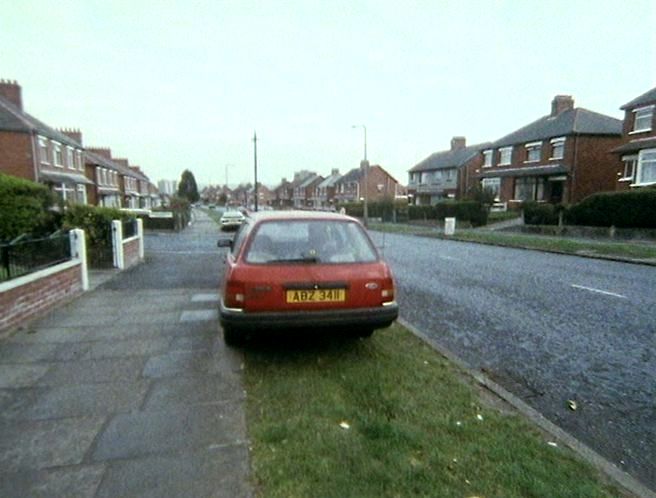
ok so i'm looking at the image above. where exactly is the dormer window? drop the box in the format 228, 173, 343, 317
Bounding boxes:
483, 149, 493, 167
632, 106, 654, 133
525, 142, 542, 163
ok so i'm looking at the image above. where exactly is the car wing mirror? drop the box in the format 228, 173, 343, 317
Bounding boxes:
217, 238, 233, 249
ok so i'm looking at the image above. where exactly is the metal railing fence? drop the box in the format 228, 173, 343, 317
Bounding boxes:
0, 232, 71, 282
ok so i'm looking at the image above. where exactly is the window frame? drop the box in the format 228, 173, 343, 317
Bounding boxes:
524, 141, 542, 163
633, 148, 656, 186
481, 177, 501, 201
38, 136, 49, 164
499, 146, 513, 166
52, 142, 63, 167
482, 149, 493, 168
619, 155, 637, 182
630, 105, 654, 134
550, 137, 565, 160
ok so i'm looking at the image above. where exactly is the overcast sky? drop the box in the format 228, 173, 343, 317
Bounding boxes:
2, 0, 655, 188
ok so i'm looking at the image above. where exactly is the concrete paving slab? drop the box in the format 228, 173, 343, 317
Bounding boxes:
0, 417, 105, 472
92, 403, 245, 462
95, 446, 251, 498
0, 342, 60, 363
142, 350, 228, 379
169, 332, 217, 352
7, 327, 95, 344
0, 465, 105, 498
0, 387, 47, 422
191, 293, 220, 303
22, 381, 150, 420
0, 364, 50, 388
37, 357, 146, 386
144, 375, 243, 411
180, 309, 218, 322
84, 337, 172, 360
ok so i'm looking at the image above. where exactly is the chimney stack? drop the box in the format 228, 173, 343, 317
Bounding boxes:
88, 147, 112, 159
551, 95, 574, 116
331, 168, 340, 176
0, 79, 23, 110
451, 136, 466, 151
58, 128, 83, 145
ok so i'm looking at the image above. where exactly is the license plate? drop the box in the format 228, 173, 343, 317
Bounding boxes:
286, 288, 346, 303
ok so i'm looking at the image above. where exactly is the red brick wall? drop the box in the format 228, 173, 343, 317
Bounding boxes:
0, 263, 83, 333
0, 131, 35, 180
570, 135, 624, 203
364, 166, 399, 201
123, 238, 141, 268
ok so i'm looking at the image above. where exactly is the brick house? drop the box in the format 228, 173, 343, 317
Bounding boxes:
0, 80, 92, 204
314, 169, 342, 209
334, 162, 401, 204
478, 95, 623, 206
86, 148, 144, 209
611, 86, 656, 189
408, 137, 490, 205
293, 174, 323, 208
273, 178, 294, 208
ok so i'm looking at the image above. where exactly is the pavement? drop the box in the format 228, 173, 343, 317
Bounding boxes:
0, 210, 252, 497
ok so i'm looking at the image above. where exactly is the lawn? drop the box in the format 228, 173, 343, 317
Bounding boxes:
368, 222, 656, 262
244, 325, 621, 498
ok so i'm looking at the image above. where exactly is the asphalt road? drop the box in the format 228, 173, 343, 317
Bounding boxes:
370, 230, 656, 491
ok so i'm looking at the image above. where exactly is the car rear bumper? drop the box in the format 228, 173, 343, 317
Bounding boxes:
219, 300, 399, 331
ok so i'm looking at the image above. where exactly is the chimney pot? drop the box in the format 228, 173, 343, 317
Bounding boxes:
551, 95, 574, 116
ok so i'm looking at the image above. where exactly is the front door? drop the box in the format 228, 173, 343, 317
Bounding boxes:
549, 181, 564, 203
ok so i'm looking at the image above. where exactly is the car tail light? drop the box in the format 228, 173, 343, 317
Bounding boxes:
381, 278, 395, 303
225, 281, 246, 309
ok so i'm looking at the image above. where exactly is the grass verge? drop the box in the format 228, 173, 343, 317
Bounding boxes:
244, 325, 621, 498
369, 223, 656, 262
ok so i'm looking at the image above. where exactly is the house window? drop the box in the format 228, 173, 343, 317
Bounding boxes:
632, 106, 654, 133
483, 149, 493, 167
525, 142, 542, 162
53, 142, 63, 167
550, 137, 565, 160
513, 177, 545, 201
481, 177, 501, 201
38, 136, 49, 164
636, 149, 656, 185
620, 155, 637, 182
66, 147, 74, 169
499, 147, 512, 165
444, 169, 456, 181
76, 151, 83, 171
76, 184, 87, 204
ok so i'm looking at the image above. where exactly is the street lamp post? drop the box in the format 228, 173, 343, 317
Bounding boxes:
253, 131, 258, 212
352, 124, 368, 227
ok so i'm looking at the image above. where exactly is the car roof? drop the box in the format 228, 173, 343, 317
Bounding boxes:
247, 210, 359, 224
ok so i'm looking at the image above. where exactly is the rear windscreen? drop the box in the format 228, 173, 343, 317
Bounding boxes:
244, 220, 378, 264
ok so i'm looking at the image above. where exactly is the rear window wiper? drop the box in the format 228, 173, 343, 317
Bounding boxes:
268, 256, 320, 264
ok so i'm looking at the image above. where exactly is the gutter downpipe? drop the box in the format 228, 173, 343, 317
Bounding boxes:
30, 130, 39, 182
571, 134, 579, 204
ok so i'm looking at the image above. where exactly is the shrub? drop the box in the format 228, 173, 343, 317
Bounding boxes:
565, 190, 656, 228
523, 202, 561, 226
0, 174, 59, 241
62, 205, 132, 267
434, 200, 488, 227
408, 205, 435, 220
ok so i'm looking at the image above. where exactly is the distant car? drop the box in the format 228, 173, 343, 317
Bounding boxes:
217, 211, 398, 344
219, 210, 245, 231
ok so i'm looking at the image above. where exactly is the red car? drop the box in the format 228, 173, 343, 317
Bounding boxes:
217, 211, 398, 344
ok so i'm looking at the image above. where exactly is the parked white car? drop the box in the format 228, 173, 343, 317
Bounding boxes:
219, 210, 245, 231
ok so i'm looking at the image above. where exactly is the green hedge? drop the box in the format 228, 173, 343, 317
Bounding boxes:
339, 199, 409, 222
407, 201, 488, 227
0, 174, 60, 242
565, 190, 656, 228
62, 205, 133, 267
523, 202, 562, 226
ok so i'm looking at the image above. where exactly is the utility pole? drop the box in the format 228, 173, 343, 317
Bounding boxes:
352, 124, 368, 227
253, 131, 259, 212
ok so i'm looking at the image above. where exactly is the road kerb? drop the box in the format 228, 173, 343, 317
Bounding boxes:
399, 317, 656, 498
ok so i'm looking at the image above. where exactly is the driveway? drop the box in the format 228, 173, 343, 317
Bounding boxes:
0, 210, 252, 497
